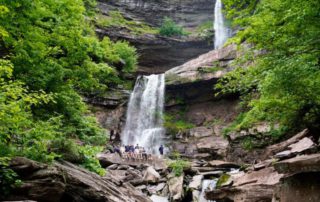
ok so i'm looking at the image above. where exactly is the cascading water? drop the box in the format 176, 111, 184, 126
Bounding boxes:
214, 0, 229, 49
122, 74, 165, 154
199, 179, 217, 202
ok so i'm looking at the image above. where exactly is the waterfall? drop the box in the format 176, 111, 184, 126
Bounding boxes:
214, 0, 229, 49
122, 74, 165, 154
199, 179, 217, 202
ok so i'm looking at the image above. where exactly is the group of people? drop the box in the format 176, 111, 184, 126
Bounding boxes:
108, 144, 165, 161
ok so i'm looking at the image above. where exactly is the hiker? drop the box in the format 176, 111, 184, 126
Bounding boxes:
129, 144, 135, 159
159, 145, 164, 155
120, 145, 126, 159
125, 145, 129, 152
142, 147, 148, 160
113, 145, 121, 157
134, 146, 140, 160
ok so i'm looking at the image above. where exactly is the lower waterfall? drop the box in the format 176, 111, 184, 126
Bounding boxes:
121, 74, 166, 154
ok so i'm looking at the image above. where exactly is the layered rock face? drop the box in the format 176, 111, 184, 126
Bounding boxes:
164, 44, 241, 161
98, 0, 215, 29
97, 0, 215, 73
4, 157, 150, 202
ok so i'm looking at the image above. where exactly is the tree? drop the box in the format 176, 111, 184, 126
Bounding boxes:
217, 0, 320, 135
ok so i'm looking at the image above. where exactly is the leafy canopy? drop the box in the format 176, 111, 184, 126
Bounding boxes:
217, 0, 320, 134
0, 0, 138, 176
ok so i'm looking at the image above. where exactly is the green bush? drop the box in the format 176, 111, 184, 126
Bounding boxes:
167, 153, 190, 177
159, 17, 188, 37
217, 0, 320, 134
164, 114, 194, 135
0, 157, 21, 198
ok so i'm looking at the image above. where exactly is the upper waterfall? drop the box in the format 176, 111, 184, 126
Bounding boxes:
121, 74, 166, 154
214, 0, 229, 49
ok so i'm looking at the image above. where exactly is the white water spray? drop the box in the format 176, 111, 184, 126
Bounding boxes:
122, 74, 165, 154
214, 0, 229, 49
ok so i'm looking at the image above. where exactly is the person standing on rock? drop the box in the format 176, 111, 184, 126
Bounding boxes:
159, 145, 164, 155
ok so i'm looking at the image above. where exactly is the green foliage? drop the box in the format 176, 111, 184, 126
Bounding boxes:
96, 11, 158, 35
0, 157, 21, 197
216, 174, 231, 188
0, 0, 128, 175
164, 114, 194, 135
167, 152, 190, 177
217, 0, 320, 134
196, 20, 214, 39
159, 17, 188, 37
79, 145, 105, 176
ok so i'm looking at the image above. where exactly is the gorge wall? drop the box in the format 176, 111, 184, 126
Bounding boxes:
97, 0, 216, 74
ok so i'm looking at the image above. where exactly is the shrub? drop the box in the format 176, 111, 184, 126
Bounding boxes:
164, 114, 194, 135
167, 153, 190, 177
0, 157, 21, 198
159, 17, 187, 37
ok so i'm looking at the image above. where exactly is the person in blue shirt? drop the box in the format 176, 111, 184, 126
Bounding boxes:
159, 145, 164, 155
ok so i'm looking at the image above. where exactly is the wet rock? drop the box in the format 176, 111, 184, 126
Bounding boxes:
192, 190, 201, 202
274, 150, 294, 159
168, 174, 184, 201
188, 175, 203, 190
143, 166, 161, 183
199, 170, 223, 178
150, 195, 169, 202
206, 167, 283, 201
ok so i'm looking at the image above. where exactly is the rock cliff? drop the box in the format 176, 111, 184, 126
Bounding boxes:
97, 0, 215, 73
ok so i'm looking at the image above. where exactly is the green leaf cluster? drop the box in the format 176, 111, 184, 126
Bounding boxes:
0, 0, 138, 178
159, 17, 189, 37
164, 114, 194, 136
167, 152, 190, 177
217, 0, 320, 134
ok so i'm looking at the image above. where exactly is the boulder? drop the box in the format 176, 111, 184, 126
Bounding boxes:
168, 174, 184, 201
205, 167, 283, 201
274, 153, 320, 174
264, 129, 309, 159
6, 157, 151, 202
143, 166, 161, 183
288, 137, 315, 153
188, 175, 203, 190
274, 137, 315, 160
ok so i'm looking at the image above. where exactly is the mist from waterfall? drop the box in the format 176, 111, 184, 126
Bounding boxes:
214, 0, 229, 49
121, 74, 165, 154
